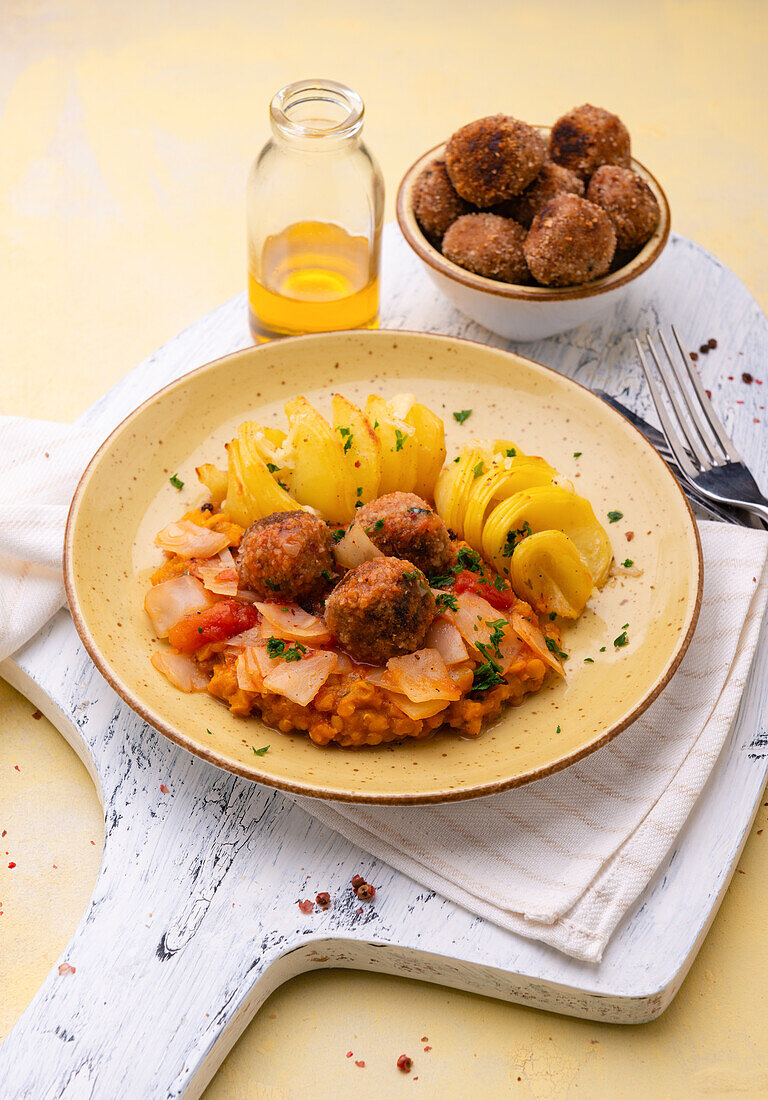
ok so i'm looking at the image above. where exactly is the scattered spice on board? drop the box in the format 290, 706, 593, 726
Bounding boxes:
743, 372, 754, 384
58, 963, 76, 976
298, 899, 314, 914
31, 710, 42, 720
160, 784, 170, 794
357, 882, 376, 901
346, 1051, 353, 1059
315, 892, 331, 910
625, 531, 634, 541
8, 862, 16, 869
355, 1060, 366, 1068
397, 1055, 414, 1073
350, 873, 366, 891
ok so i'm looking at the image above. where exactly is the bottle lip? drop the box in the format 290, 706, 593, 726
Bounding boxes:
270, 79, 364, 141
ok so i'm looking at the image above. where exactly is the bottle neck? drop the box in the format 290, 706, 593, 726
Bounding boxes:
269, 79, 364, 153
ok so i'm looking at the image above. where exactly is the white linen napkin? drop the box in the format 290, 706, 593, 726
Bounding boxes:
1, 416, 766, 962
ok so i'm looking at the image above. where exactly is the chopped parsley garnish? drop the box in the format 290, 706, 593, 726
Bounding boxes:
573, 451, 582, 458
356, 486, 363, 497
373, 419, 379, 429
453, 409, 472, 424
321, 569, 333, 582
277, 479, 289, 491
493, 575, 508, 591
472, 654, 506, 692
198, 626, 203, 634
506, 447, 517, 457
252, 745, 270, 756
473, 460, 485, 479
408, 507, 431, 517
487, 618, 507, 655
599, 646, 606, 652
622, 558, 634, 568
338, 426, 351, 438
343, 436, 353, 453
549, 611, 557, 621
607, 510, 624, 524
614, 631, 629, 648
402, 570, 422, 583
545, 636, 569, 660
456, 546, 482, 573
502, 521, 533, 557
332, 528, 346, 543
206, 728, 214, 735
354, 500, 363, 508
169, 473, 184, 490
266, 637, 307, 661
338, 426, 354, 453
435, 592, 459, 613
266, 462, 280, 474
264, 579, 280, 592
429, 572, 454, 589
556, 725, 561, 734
584, 657, 594, 663
453, 456, 461, 463
366, 519, 385, 533
394, 429, 407, 452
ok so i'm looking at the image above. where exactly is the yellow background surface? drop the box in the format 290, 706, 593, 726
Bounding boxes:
2, 1, 768, 1095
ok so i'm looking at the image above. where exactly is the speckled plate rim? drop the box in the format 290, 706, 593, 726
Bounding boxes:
63, 330, 702, 804
396, 135, 671, 303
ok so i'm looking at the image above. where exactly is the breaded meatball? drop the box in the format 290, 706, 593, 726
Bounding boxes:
524, 193, 616, 287
586, 165, 660, 251
442, 213, 531, 285
325, 557, 436, 664
444, 115, 546, 206
355, 492, 453, 575
413, 159, 470, 244
236, 511, 334, 601
549, 104, 631, 180
503, 161, 585, 229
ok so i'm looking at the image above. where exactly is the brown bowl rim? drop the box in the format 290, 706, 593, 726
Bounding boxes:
63, 330, 701, 804
396, 133, 671, 303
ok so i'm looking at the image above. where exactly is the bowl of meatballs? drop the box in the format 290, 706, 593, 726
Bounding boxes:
396, 104, 670, 342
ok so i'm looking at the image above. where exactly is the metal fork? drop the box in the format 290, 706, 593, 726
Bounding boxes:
634, 326, 768, 526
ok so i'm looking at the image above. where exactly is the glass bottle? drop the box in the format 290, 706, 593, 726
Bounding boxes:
246, 79, 385, 341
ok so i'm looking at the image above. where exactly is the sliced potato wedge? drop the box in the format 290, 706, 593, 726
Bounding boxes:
404, 402, 446, 499
462, 457, 557, 551
284, 397, 357, 522
509, 530, 595, 618
332, 393, 382, 503
365, 394, 419, 494
195, 463, 228, 503
482, 484, 613, 586
225, 424, 300, 528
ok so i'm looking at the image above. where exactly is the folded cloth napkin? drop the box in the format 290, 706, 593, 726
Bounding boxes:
1, 414, 766, 961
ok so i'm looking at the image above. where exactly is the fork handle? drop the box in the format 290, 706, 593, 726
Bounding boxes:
744, 500, 768, 527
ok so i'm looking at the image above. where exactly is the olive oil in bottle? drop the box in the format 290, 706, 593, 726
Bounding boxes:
246, 80, 384, 341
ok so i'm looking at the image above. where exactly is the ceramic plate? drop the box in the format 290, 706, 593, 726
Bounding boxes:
64, 330, 702, 804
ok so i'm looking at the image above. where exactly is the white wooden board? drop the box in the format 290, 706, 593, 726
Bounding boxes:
1, 226, 767, 1099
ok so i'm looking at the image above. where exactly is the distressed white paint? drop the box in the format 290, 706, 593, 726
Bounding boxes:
0, 227, 767, 1099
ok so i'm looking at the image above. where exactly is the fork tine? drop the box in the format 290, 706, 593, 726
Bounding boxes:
670, 325, 743, 463
657, 331, 722, 466
634, 337, 700, 481
645, 334, 712, 469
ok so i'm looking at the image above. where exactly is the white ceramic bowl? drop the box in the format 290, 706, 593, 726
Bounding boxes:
396, 137, 670, 342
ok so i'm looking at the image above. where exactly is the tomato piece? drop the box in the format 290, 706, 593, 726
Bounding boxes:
168, 599, 260, 653
453, 570, 515, 611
